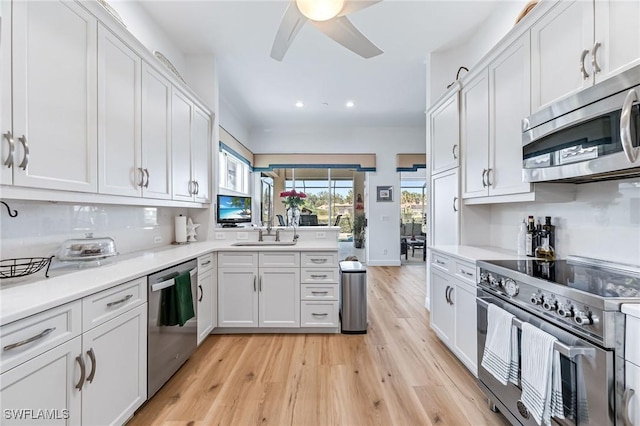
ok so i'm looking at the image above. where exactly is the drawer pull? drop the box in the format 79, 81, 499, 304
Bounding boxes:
106, 294, 133, 308
460, 269, 474, 277
201, 260, 212, 266
86, 348, 97, 383
311, 291, 329, 295
310, 274, 328, 279
3, 327, 56, 351
75, 355, 86, 391
310, 258, 327, 264
435, 259, 446, 266
311, 313, 328, 317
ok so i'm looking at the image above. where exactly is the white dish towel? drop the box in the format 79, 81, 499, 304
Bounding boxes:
480, 304, 518, 385
520, 322, 565, 426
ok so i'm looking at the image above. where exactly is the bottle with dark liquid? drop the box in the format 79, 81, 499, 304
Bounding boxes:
543, 216, 555, 249
526, 215, 535, 257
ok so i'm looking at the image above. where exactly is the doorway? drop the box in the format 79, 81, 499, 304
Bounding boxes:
400, 171, 426, 265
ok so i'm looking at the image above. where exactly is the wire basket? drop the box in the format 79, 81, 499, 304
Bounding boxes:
0, 256, 54, 279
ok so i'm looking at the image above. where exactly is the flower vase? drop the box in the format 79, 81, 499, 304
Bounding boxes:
287, 206, 300, 227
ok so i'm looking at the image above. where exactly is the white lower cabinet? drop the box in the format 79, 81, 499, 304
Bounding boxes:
259, 268, 300, 328
0, 278, 147, 425
429, 250, 478, 376
197, 253, 216, 344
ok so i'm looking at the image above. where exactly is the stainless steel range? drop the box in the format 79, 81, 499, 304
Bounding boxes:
476, 256, 640, 426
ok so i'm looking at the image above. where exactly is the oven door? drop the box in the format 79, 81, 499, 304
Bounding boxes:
476, 289, 615, 426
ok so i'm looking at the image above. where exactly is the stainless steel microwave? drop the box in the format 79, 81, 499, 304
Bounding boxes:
522, 65, 640, 183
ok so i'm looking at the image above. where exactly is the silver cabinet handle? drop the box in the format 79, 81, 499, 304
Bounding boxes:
460, 269, 474, 277
622, 388, 635, 426
144, 168, 149, 188
310, 274, 328, 279
253, 275, 257, 292
621, 89, 639, 163
198, 285, 203, 302
435, 259, 446, 266
188, 180, 193, 195
201, 260, 212, 266
591, 42, 601, 74
3, 327, 56, 351
580, 49, 590, 80
487, 168, 493, 187
482, 169, 488, 188
311, 291, 329, 295
106, 294, 132, 308
444, 285, 451, 304
17, 135, 29, 170
447, 286, 454, 305
194, 180, 199, 195
86, 348, 96, 383
311, 313, 328, 317
452, 144, 458, 159
259, 275, 262, 292
138, 168, 145, 187
3, 131, 14, 167
310, 258, 327, 264
75, 355, 86, 391
452, 197, 458, 212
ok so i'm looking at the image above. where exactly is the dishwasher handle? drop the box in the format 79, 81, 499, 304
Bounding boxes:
151, 268, 197, 292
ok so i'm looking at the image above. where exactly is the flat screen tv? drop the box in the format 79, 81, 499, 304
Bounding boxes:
217, 194, 252, 227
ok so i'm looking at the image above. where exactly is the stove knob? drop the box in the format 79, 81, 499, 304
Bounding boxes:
557, 305, 574, 318
574, 311, 593, 326
542, 299, 557, 311
530, 293, 542, 305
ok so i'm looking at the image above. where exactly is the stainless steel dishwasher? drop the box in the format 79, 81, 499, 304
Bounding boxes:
147, 259, 197, 398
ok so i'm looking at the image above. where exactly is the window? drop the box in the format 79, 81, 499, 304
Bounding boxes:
219, 150, 250, 194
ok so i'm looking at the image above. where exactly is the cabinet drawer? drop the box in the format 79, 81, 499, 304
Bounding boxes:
0, 301, 82, 373
259, 252, 300, 268
198, 253, 215, 272
218, 252, 258, 267
627, 315, 640, 365
301, 284, 339, 301
301, 252, 338, 268
301, 268, 338, 284
82, 277, 146, 331
454, 260, 477, 285
431, 252, 450, 272
301, 302, 339, 327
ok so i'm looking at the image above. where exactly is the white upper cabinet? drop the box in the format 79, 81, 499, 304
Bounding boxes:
593, 0, 640, 83
192, 105, 211, 203
11, 0, 98, 192
97, 25, 142, 197
461, 69, 490, 199
532, 0, 640, 112
429, 91, 460, 174
141, 63, 172, 200
1, 0, 12, 186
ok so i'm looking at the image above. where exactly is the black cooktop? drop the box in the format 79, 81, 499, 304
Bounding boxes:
482, 258, 640, 298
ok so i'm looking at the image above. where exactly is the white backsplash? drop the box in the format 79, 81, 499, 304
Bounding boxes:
0, 200, 192, 259
488, 178, 640, 265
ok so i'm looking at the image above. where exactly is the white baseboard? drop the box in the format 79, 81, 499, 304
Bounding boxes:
366, 259, 402, 266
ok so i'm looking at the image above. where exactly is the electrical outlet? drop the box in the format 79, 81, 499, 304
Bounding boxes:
315, 232, 326, 239
383, 248, 388, 255
215, 232, 225, 240
237, 232, 248, 240
154, 236, 163, 244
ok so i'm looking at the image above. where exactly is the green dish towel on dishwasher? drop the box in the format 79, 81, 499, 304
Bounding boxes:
159, 271, 195, 327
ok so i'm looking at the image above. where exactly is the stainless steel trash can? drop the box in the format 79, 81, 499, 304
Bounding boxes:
339, 261, 367, 334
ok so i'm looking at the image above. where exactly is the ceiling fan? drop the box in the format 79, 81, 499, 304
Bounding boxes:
270, 0, 383, 61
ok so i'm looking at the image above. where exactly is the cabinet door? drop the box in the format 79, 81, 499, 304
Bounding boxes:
141, 63, 172, 200
192, 105, 211, 203
12, 0, 97, 192
1, 0, 12, 185
97, 25, 142, 197
430, 169, 459, 246
430, 93, 460, 174
218, 268, 258, 327
259, 268, 300, 328
453, 281, 478, 376
197, 267, 215, 344
0, 336, 82, 426
594, 0, 640, 83
489, 33, 532, 197
81, 305, 146, 426
171, 88, 193, 202
531, 0, 594, 112
430, 268, 454, 347
461, 69, 489, 199
625, 360, 640, 426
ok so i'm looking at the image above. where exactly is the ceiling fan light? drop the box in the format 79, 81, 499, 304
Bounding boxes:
296, 0, 345, 22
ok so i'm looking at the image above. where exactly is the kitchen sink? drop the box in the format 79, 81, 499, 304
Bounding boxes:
231, 241, 298, 246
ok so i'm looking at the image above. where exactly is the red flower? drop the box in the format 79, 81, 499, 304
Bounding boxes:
279, 190, 306, 198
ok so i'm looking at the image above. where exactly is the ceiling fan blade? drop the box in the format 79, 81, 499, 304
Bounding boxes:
311, 16, 383, 59
338, 0, 382, 17
270, 1, 307, 61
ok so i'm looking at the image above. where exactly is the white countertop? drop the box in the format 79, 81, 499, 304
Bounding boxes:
622, 304, 640, 319
0, 242, 338, 326
428, 245, 528, 263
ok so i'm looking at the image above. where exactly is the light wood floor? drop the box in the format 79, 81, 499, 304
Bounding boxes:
130, 265, 509, 426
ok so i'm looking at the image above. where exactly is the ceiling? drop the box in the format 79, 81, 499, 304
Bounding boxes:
139, 1, 503, 130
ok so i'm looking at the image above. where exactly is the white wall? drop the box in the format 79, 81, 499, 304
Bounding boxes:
220, 96, 251, 146
250, 126, 426, 265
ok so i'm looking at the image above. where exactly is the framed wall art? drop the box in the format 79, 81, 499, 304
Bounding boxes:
376, 186, 393, 202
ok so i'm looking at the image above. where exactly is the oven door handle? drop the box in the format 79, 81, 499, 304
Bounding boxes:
476, 297, 596, 360
151, 268, 197, 292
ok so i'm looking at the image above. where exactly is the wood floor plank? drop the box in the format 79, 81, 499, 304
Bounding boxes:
129, 264, 509, 426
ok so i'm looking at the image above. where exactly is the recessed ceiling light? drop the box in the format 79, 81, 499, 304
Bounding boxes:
295, 101, 304, 108
346, 101, 355, 108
